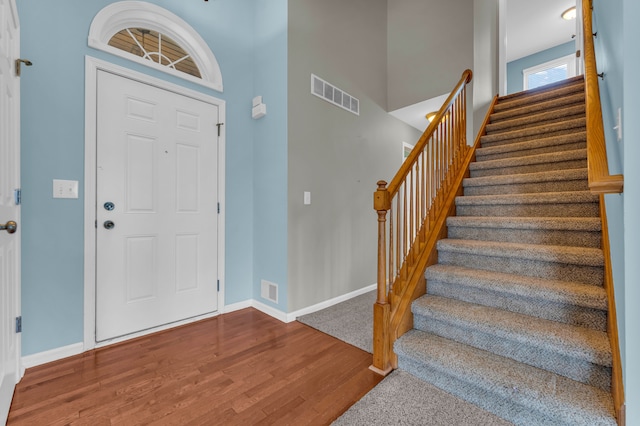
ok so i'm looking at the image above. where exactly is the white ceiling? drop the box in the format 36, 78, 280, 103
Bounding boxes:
507, 0, 577, 63
391, 0, 578, 132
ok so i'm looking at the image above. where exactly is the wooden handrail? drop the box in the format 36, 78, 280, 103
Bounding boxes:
371, 69, 473, 374
582, 0, 623, 193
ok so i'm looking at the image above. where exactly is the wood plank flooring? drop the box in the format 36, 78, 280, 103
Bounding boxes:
8, 308, 382, 425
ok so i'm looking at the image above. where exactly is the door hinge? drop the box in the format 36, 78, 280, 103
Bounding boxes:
14, 189, 21, 205
217, 202, 220, 214
217, 279, 220, 292
216, 122, 224, 137
15, 316, 22, 333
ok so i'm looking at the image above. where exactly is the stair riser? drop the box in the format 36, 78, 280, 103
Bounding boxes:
396, 354, 564, 426
470, 159, 587, 178
486, 111, 586, 135
447, 226, 601, 248
476, 141, 586, 162
481, 127, 586, 148
427, 279, 607, 331
437, 251, 604, 286
456, 202, 600, 218
464, 179, 589, 196
412, 314, 611, 391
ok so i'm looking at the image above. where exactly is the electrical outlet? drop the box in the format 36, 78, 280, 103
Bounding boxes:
53, 179, 79, 199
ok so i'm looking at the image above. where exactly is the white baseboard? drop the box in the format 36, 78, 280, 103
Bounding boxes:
222, 300, 253, 314
286, 283, 377, 322
22, 342, 84, 369
21, 286, 376, 368
224, 284, 377, 324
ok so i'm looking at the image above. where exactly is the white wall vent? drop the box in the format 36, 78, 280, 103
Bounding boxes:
311, 74, 359, 115
261, 279, 279, 303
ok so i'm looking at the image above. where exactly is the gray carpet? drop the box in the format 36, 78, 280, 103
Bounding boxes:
297, 290, 515, 425
296, 290, 375, 353
333, 370, 513, 426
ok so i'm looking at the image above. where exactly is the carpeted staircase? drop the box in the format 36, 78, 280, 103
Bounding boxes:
394, 77, 617, 425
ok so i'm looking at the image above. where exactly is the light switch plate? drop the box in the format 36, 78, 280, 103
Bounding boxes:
53, 179, 79, 199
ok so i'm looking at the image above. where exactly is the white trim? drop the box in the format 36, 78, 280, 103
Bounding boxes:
83, 56, 226, 351
88, 1, 223, 92
402, 141, 414, 162
27, 284, 375, 367
22, 343, 84, 369
523, 53, 577, 90
224, 284, 377, 323
222, 300, 254, 314
498, 0, 507, 96
287, 283, 377, 322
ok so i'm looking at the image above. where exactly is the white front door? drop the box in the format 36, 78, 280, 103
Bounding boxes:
96, 70, 219, 342
0, 0, 21, 422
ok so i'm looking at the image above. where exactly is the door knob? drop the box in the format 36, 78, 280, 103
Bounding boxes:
103, 220, 115, 230
0, 221, 17, 234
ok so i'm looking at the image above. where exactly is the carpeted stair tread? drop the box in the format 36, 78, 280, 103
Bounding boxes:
426, 264, 607, 310
480, 117, 586, 147
494, 78, 585, 111
456, 190, 599, 208
426, 267, 607, 332
412, 295, 611, 367
437, 239, 604, 268
469, 149, 586, 177
490, 92, 585, 123
485, 104, 585, 134
475, 132, 586, 162
436, 238, 604, 286
463, 168, 588, 195
455, 191, 600, 218
447, 216, 600, 232
446, 215, 601, 247
395, 330, 616, 426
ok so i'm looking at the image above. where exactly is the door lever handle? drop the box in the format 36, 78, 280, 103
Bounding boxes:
0, 221, 17, 234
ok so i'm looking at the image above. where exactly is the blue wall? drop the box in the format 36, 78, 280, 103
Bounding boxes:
252, 0, 289, 311
506, 41, 575, 94
592, 0, 626, 373
18, 0, 287, 355
623, 0, 640, 420
593, 0, 640, 419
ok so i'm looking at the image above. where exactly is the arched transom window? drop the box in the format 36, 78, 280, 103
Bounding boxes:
89, 1, 223, 92
109, 28, 201, 78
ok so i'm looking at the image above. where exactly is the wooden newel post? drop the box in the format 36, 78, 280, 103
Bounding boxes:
371, 181, 392, 375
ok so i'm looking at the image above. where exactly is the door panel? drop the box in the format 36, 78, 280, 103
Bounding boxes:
0, 0, 20, 422
96, 70, 219, 342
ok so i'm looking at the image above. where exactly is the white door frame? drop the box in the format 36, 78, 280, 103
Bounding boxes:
0, 0, 22, 421
83, 56, 225, 350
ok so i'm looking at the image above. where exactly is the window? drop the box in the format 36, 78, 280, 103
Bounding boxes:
523, 53, 576, 90
108, 28, 201, 78
89, 2, 223, 91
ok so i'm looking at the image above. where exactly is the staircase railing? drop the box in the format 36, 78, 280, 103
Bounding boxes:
582, 0, 624, 194
372, 69, 473, 374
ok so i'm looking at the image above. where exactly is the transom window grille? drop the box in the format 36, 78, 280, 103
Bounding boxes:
108, 28, 201, 78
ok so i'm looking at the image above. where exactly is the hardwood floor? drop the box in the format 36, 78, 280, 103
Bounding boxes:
8, 308, 382, 425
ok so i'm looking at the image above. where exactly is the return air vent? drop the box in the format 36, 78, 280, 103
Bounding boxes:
261, 279, 279, 303
311, 74, 359, 115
